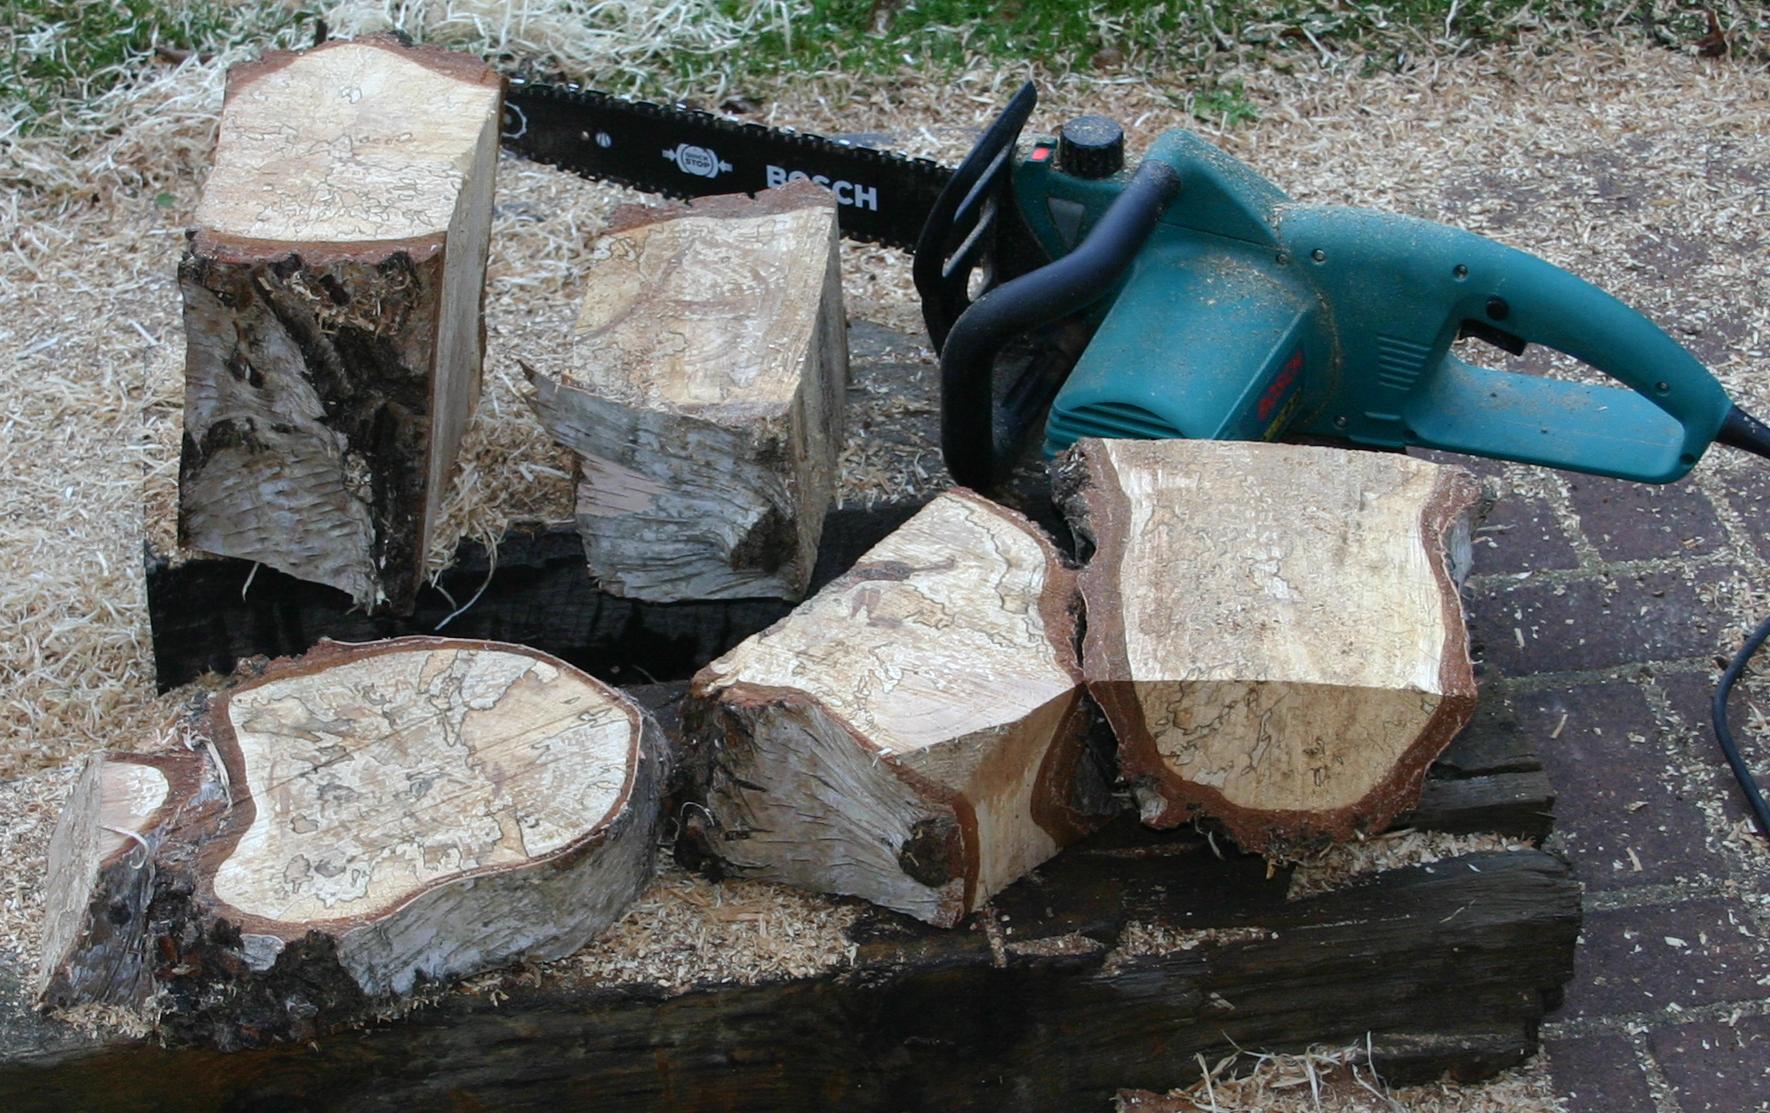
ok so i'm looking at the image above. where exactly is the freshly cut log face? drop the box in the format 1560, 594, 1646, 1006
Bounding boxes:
526, 181, 847, 603
686, 490, 1110, 927
37, 638, 665, 1048
1057, 438, 1482, 855
177, 35, 502, 613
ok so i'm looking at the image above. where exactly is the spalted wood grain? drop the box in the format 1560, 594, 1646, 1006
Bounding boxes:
1057, 438, 1483, 855
178, 35, 502, 613
686, 490, 1113, 925
525, 181, 847, 602
41, 638, 665, 1048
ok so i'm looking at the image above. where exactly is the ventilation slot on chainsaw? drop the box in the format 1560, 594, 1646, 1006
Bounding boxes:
1046, 401, 1183, 445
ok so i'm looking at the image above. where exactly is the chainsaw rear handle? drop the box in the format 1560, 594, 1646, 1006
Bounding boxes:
1284, 207, 1734, 483
941, 159, 1182, 489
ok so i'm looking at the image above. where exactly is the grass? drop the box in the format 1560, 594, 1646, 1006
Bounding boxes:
2, 0, 1760, 131
714, 0, 1758, 87
0, 1, 315, 124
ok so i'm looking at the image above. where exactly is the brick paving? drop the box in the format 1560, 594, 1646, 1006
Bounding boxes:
1453, 452, 1770, 1112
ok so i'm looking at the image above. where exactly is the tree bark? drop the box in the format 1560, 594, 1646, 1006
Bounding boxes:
525, 181, 848, 602
36, 637, 665, 1048
1056, 438, 1483, 856
684, 490, 1114, 926
177, 35, 502, 614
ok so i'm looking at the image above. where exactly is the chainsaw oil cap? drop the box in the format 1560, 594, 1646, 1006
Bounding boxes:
1058, 115, 1125, 179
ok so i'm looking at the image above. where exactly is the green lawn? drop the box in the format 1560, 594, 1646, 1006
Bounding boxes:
1, 0, 1757, 130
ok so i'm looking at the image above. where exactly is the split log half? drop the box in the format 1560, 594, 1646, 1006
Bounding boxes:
177, 35, 502, 614
686, 490, 1113, 926
526, 181, 848, 602
40, 638, 665, 1047
1057, 438, 1482, 855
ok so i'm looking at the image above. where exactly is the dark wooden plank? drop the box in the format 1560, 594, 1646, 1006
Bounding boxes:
1428, 694, 1543, 778
144, 504, 923, 692
0, 849, 1577, 1112
1401, 771, 1557, 838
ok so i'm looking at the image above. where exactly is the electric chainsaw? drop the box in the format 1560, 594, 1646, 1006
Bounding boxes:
502, 77, 1770, 835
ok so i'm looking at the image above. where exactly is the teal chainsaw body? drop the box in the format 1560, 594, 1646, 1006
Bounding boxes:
917, 84, 1737, 488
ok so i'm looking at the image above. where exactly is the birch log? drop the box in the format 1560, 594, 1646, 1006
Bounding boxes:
177, 35, 502, 614
684, 490, 1112, 926
526, 181, 847, 602
36, 638, 665, 1048
1056, 438, 1482, 855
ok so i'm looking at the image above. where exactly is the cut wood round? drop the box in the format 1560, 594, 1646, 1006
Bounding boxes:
1057, 438, 1482, 855
178, 35, 503, 613
685, 490, 1112, 927
39, 637, 666, 1047
525, 181, 848, 602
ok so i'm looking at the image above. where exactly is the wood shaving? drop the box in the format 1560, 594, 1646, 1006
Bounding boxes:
1106, 923, 1280, 974
460, 865, 860, 996
1287, 831, 1534, 900
1118, 1041, 1564, 1112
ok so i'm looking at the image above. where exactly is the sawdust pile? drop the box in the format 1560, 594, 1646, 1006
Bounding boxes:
462, 865, 860, 996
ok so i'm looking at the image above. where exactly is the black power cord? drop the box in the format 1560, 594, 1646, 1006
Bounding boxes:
1712, 406, 1770, 838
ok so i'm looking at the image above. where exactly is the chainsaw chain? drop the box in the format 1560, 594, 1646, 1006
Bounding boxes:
501, 78, 954, 251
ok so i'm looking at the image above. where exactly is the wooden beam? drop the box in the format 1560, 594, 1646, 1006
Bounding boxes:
526, 181, 848, 602
177, 35, 502, 613
3, 848, 1578, 1110
1058, 438, 1484, 856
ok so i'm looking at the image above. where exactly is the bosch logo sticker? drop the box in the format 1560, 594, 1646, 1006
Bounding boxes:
663, 143, 731, 179
765, 165, 879, 211
1257, 347, 1304, 440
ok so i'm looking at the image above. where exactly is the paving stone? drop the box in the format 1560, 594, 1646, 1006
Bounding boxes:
1710, 464, 1770, 563
1656, 669, 1770, 834
1544, 1032, 1656, 1113
1648, 1013, 1770, 1112
1518, 681, 1721, 890
1472, 568, 1728, 677
1566, 473, 1726, 561
1471, 494, 1581, 576
1559, 899, 1770, 1022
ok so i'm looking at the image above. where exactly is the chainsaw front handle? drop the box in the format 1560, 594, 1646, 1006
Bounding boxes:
939, 158, 1182, 489
1283, 206, 1733, 483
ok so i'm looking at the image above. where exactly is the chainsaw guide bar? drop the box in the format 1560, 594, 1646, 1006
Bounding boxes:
502, 78, 954, 250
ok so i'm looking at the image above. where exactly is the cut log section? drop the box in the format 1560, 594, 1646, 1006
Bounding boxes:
35, 752, 212, 1012
37, 637, 665, 1048
526, 181, 847, 602
685, 490, 1112, 926
1056, 438, 1483, 855
177, 35, 503, 614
